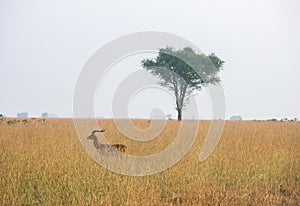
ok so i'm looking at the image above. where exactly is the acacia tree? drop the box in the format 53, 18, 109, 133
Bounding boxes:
142, 47, 224, 121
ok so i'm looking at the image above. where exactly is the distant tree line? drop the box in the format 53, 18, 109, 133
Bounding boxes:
266, 117, 298, 122
14, 112, 57, 118
253, 117, 299, 122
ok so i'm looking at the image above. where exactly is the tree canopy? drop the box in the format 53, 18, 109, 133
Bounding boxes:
141, 47, 224, 120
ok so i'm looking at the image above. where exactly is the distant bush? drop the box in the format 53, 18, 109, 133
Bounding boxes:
166, 114, 172, 120
41, 112, 49, 118
7, 120, 17, 125
230, 115, 242, 120
17, 112, 28, 118
22, 119, 29, 124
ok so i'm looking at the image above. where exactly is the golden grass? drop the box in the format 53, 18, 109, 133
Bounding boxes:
0, 119, 299, 205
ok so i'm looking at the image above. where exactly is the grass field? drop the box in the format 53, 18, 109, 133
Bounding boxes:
0, 118, 299, 205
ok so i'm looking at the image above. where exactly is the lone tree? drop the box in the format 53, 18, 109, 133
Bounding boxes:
142, 47, 224, 121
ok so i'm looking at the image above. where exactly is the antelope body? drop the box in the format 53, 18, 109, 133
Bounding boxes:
87, 129, 127, 153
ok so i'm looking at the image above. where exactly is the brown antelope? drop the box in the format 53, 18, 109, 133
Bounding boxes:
87, 129, 127, 154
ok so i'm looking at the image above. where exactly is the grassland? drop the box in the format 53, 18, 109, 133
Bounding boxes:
0, 118, 299, 205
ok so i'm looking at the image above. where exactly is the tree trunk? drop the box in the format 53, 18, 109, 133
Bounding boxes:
177, 107, 182, 121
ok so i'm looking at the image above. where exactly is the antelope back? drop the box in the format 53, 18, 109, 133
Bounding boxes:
112, 144, 127, 152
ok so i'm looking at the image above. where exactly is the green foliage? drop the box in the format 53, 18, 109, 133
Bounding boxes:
142, 47, 224, 120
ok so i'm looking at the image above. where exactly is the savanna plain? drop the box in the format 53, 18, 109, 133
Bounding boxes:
0, 118, 299, 205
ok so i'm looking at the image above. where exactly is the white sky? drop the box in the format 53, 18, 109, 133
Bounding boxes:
0, 0, 299, 120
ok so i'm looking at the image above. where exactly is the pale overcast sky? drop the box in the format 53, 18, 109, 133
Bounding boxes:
0, 0, 299, 119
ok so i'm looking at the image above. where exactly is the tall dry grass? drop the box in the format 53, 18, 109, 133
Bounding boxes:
0, 119, 299, 205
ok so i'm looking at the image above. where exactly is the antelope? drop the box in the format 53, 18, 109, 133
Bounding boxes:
87, 129, 127, 154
